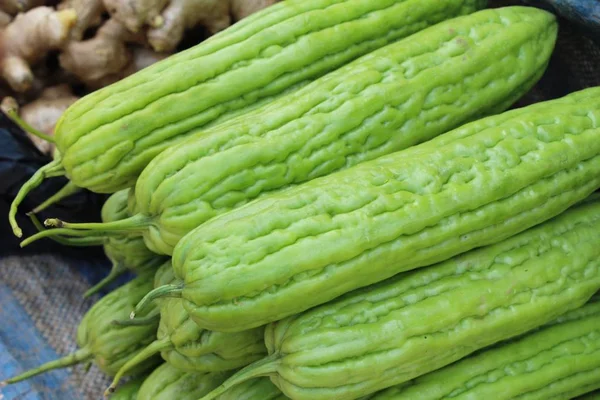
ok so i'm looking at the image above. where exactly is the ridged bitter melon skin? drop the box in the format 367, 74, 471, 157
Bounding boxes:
366, 298, 600, 400
126, 5, 557, 256
201, 194, 600, 400
76, 272, 161, 376
173, 86, 600, 333
55, 0, 487, 193
137, 363, 233, 400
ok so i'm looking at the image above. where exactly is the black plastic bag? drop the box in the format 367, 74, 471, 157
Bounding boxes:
0, 112, 108, 258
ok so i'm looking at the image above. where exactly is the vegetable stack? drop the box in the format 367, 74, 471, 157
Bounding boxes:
21, 5, 557, 256
9, 0, 488, 236
2, 0, 600, 399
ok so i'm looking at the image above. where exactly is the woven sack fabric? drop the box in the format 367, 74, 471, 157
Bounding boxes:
0, 1, 598, 399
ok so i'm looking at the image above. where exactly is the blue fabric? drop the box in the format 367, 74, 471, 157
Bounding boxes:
0, 255, 127, 400
0, 282, 78, 400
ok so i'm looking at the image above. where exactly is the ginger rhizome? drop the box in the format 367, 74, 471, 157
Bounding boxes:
0, 6, 76, 92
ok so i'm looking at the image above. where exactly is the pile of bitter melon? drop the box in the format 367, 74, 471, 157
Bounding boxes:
3, 1, 600, 399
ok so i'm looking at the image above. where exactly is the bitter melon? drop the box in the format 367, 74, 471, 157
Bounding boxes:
30, 6, 558, 257
200, 193, 600, 400
106, 261, 267, 393
136, 363, 233, 400
366, 298, 600, 400
9, 0, 486, 236
164, 85, 600, 333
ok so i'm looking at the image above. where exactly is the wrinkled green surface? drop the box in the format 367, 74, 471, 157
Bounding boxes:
216, 378, 288, 400
102, 190, 158, 271
174, 86, 600, 333
54, 0, 485, 193
109, 375, 145, 400
77, 272, 160, 376
245, 195, 600, 400
368, 299, 600, 400
137, 363, 232, 400
137, 5, 555, 255
153, 262, 267, 372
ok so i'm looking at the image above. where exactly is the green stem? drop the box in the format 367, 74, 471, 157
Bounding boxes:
4, 103, 55, 143
105, 338, 172, 396
44, 213, 152, 233
199, 354, 281, 400
20, 226, 123, 248
27, 213, 106, 247
131, 284, 183, 319
1, 347, 91, 385
9, 158, 65, 238
112, 310, 161, 327
84, 262, 128, 298
30, 181, 81, 214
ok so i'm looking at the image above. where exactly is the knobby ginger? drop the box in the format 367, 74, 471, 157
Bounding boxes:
59, 0, 105, 40
148, 0, 231, 52
103, 0, 168, 32
59, 18, 144, 88
0, 6, 76, 92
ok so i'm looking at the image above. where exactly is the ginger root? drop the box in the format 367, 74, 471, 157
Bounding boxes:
86, 45, 170, 89
0, 0, 45, 16
103, 0, 168, 33
231, 0, 278, 21
59, 0, 105, 40
0, 6, 77, 92
0, 10, 11, 27
18, 84, 78, 154
59, 18, 145, 88
148, 0, 231, 52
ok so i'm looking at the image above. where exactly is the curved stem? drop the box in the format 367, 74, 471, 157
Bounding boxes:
1, 347, 91, 385
27, 213, 106, 247
3, 100, 55, 143
20, 226, 122, 248
112, 310, 160, 327
84, 263, 128, 298
131, 284, 183, 319
30, 181, 81, 214
9, 158, 65, 238
199, 354, 281, 400
105, 338, 172, 396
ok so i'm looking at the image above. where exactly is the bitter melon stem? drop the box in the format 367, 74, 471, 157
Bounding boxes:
84, 262, 129, 298
27, 213, 106, 247
199, 353, 281, 400
105, 337, 172, 396
112, 309, 161, 327
2, 98, 56, 143
29, 181, 81, 214
131, 283, 183, 319
19, 213, 151, 247
1, 347, 92, 385
9, 158, 65, 238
